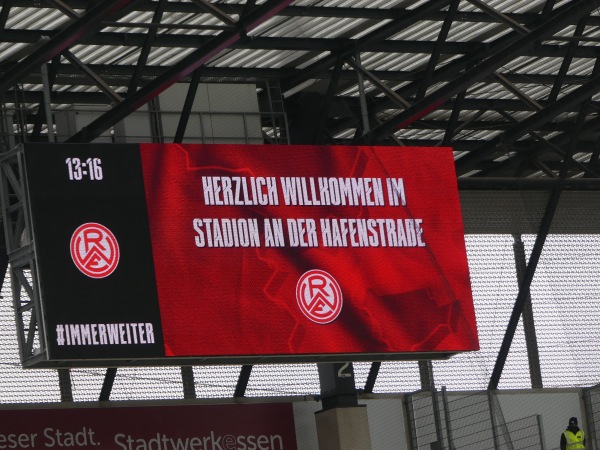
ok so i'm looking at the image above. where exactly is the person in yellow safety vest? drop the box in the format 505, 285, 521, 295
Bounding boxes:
560, 417, 586, 449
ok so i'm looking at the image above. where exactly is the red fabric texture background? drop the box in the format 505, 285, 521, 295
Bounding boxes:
139, 144, 479, 357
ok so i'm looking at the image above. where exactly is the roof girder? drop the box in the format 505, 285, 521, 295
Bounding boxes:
365, 0, 600, 143
0, 0, 136, 95
65, 0, 296, 143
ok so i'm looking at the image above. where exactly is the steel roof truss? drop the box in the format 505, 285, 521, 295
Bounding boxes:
548, 17, 588, 103
365, 0, 598, 143
44, 0, 80, 19
346, 58, 410, 109
280, 0, 451, 95
65, 0, 295, 143
128, 0, 168, 95
174, 69, 201, 143
456, 68, 600, 174
493, 71, 543, 111
31, 58, 59, 140
441, 90, 466, 146
0, 0, 135, 96
189, 0, 236, 27
313, 58, 344, 144
0, 0, 12, 33
416, 0, 459, 101
465, 0, 530, 35
62, 50, 123, 104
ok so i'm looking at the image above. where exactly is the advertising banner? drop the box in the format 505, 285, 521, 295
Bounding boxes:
23, 143, 478, 365
0, 403, 297, 450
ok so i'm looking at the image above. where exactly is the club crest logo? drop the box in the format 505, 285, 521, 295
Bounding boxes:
296, 269, 343, 324
70, 223, 120, 278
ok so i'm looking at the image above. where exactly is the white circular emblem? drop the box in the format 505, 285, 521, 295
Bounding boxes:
296, 269, 343, 324
70, 223, 120, 278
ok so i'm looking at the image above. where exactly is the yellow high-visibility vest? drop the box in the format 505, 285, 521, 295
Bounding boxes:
563, 429, 585, 449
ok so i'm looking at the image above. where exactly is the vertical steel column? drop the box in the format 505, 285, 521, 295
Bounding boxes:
58, 369, 73, 402
363, 361, 380, 394
418, 360, 434, 389
355, 53, 370, 136
41, 64, 55, 143
174, 69, 201, 143
234, 365, 253, 398
430, 387, 445, 450
317, 362, 359, 410
181, 366, 196, 399
513, 234, 543, 388
441, 387, 455, 450
99, 368, 117, 401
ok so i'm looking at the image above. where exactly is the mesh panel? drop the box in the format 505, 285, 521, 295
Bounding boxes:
0, 234, 599, 402
433, 234, 531, 390
524, 234, 600, 387
246, 364, 320, 397
0, 272, 60, 403
373, 361, 421, 393
192, 365, 241, 398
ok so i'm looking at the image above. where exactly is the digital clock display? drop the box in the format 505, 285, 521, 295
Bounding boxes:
65, 157, 103, 181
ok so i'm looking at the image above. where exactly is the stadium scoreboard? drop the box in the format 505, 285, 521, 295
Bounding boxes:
6, 143, 479, 366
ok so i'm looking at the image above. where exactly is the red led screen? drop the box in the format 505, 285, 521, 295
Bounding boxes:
24, 143, 478, 365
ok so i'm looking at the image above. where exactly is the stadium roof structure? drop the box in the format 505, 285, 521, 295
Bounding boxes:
0, 0, 600, 183
1, 0, 600, 399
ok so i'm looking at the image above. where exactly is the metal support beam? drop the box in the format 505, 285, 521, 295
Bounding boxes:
62, 50, 123, 103
457, 177, 600, 191
355, 53, 370, 136
99, 367, 117, 401
312, 58, 343, 144
128, 0, 167, 95
31, 57, 58, 141
488, 84, 593, 389
174, 69, 201, 143
548, 17, 587, 103
456, 70, 600, 174
442, 89, 466, 146
241, 0, 257, 18
40, 63, 56, 142
346, 58, 410, 108
190, 0, 236, 26
44, 0, 80, 19
58, 369, 73, 402
0, 0, 134, 95
493, 71, 543, 111
465, 0, 530, 35
181, 366, 197, 399
0, 0, 13, 32
363, 362, 380, 394
365, 0, 598, 143
512, 234, 543, 389
280, 0, 451, 94
418, 360, 435, 389
234, 365, 253, 398
66, 0, 294, 143
416, 0, 459, 101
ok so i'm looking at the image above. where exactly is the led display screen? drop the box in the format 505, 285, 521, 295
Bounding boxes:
23, 143, 478, 365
